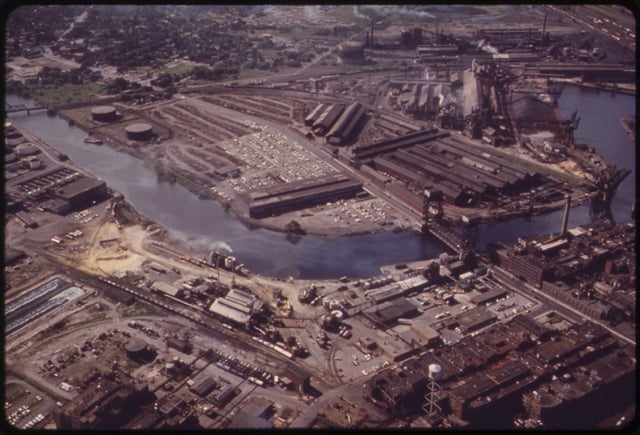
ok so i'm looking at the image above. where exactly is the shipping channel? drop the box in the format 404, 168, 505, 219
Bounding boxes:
7, 85, 635, 279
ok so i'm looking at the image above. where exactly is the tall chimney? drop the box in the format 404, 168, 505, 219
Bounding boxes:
561, 195, 571, 235
541, 13, 547, 47
370, 19, 374, 48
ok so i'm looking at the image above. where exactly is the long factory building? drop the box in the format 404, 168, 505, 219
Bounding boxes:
326, 101, 367, 145
353, 129, 539, 207
311, 103, 345, 134
242, 173, 363, 218
305, 100, 368, 145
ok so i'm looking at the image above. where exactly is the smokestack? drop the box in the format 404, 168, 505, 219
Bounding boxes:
541, 13, 547, 47
561, 195, 571, 235
370, 19, 374, 48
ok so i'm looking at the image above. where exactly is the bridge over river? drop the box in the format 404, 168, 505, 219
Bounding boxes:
5, 97, 119, 116
5, 103, 48, 115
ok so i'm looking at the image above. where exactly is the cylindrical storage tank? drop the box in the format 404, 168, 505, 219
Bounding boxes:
5, 130, 24, 147
330, 309, 344, 321
125, 337, 147, 359
428, 363, 442, 381
16, 142, 39, 156
125, 123, 153, 141
165, 362, 175, 371
91, 105, 118, 122
27, 157, 42, 169
339, 41, 365, 64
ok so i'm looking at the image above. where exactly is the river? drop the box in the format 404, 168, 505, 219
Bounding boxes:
7, 85, 635, 278
476, 84, 635, 249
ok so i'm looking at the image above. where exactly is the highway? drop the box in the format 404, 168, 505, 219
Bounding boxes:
544, 5, 635, 50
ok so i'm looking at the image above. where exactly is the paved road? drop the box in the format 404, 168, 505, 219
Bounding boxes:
290, 375, 370, 428
492, 266, 636, 346
544, 5, 635, 50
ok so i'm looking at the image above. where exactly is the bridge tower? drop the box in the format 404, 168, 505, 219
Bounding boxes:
460, 214, 480, 266
422, 189, 444, 233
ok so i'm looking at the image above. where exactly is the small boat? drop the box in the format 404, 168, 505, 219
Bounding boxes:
84, 136, 103, 145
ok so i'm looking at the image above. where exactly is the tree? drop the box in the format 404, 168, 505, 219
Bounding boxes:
285, 220, 305, 235
152, 73, 173, 88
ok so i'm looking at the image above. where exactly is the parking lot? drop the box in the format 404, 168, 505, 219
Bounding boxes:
218, 125, 339, 194
332, 340, 393, 383
5, 381, 55, 429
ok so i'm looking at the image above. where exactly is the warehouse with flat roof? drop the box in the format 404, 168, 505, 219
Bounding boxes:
243, 173, 363, 218
56, 177, 108, 210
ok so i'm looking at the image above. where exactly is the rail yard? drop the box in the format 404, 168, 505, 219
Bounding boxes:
4, 4, 636, 431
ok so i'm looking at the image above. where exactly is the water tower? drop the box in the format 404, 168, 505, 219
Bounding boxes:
423, 363, 442, 416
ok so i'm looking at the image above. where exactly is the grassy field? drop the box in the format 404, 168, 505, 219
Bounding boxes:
30, 82, 103, 106
235, 68, 271, 80
495, 151, 585, 187
119, 300, 169, 318
133, 65, 153, 74
158, 61, 201, 77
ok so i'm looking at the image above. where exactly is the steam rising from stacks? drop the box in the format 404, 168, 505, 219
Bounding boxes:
476, 39, 499, 54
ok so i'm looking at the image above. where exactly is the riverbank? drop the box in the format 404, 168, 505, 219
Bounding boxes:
50, 103, 418, 238
53, 102, 596, 240
620, 116, 636, 141
549, 78, 636, 96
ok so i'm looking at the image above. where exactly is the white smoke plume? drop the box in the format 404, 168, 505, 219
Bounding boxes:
353, 5, 370, 20
476, 39, 498, 54
303, 5, 321, 23
211, 241, 233, 254
355, 5, 436, 20
381, 6, 435, 19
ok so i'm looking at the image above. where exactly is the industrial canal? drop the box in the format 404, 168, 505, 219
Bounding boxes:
7, 85, 635, 279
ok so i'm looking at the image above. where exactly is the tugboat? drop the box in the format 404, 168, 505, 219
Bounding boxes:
84, 136, 103, 145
